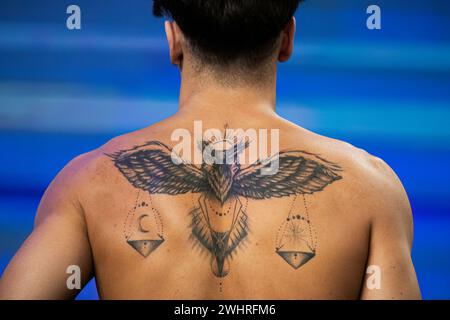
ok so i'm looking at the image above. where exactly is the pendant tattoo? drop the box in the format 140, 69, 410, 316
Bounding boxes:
275, 194, 317, 269
123, 191, 165, 258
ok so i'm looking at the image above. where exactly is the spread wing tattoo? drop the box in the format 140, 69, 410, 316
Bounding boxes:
108, 139, 342, 277
108, 142, 342, 202
108, 141, 207, 195
232, 151, 342, 199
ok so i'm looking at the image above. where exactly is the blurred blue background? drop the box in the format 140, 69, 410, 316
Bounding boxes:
1, 0, 449, 299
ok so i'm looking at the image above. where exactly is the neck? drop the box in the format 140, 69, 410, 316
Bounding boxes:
176, 61, 278, 118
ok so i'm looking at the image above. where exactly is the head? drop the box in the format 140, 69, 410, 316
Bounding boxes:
200, 139, 247, 204
153, 0, 302, 86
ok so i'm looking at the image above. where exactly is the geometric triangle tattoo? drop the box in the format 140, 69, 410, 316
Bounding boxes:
276, 250, 315, 269
127, 236, 164, 258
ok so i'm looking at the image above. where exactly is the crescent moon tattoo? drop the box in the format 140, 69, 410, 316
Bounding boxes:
138, 214, 150, 233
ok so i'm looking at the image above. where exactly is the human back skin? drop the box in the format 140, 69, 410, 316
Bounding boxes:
0, 108, 420, 299
0, 0, 420, 299
95, 115, 392, 299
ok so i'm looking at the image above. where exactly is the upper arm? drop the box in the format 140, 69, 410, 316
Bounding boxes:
359, 156, 421, 299
0, 155, 94, 300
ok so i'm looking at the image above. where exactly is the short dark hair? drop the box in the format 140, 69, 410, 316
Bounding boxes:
153, 0, 302, 70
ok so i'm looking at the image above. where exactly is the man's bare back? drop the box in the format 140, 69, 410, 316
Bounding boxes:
0, 0, 420, 299
0, 110, 420, 299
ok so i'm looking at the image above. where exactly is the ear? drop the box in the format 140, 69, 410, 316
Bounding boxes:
278, 17, 296, 63
164, 21, 184, 67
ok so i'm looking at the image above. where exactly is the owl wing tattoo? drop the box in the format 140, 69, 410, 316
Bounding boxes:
107, 141, 207, 195
232, 150, 342, 199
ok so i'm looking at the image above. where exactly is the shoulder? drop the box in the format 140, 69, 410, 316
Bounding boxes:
42, 124, 175, 199
291, 129, 407, 197
318, 134, 410, 205
279, 122, 409, 209
36, 131, 149, 218
35, 148, 105, 224
312, 134, 413, 239
283, 122, 413, 223
336, 139, 410, 213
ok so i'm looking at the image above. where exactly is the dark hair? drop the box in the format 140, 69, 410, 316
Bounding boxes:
153, 0, 301, 69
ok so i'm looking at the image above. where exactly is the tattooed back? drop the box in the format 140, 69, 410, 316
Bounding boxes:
66, 114, 422, 298
0, 114, 419, 299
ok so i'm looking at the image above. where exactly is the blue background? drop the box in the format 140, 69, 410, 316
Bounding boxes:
0, 0, 449, 299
